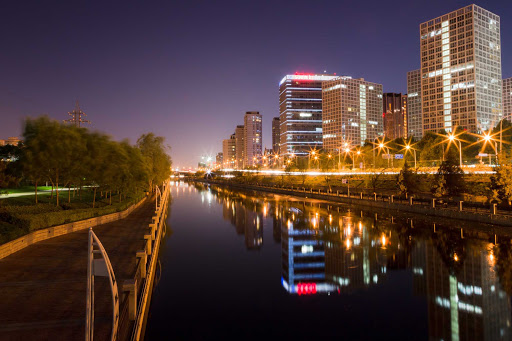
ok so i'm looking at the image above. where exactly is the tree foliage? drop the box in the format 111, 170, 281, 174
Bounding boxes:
432, 153, 465, 197
489, 164, 512, 205
397, 162, 415, 195
136, 133, 172, 191
20, 116, 171, 205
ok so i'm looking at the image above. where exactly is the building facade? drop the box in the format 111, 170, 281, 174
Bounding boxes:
222, 134, 236, 169
243, 111, 262, 167
503, 77, 512, 121
322, 77, 384, 150
0, 137, 21, 146
235, 125, 244, 169
279, 74, 337, 156
383, 93, 408, 140
420, 5, 502, 135
407, 69, 423, 139
272, 116, 280, 153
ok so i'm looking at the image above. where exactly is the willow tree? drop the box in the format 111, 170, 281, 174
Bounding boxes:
136, 133, 172, 192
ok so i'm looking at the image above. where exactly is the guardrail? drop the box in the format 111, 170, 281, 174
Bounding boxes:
128, 180, 171, 341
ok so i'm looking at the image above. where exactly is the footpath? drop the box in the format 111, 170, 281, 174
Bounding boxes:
0, 197, 156, 341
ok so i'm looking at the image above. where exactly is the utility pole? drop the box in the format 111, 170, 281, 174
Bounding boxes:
64, 101, 90, 127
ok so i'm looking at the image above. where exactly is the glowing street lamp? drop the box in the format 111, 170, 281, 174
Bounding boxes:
377, 141, 393, 168
480, 131, 498, 165
404, 144, 417, 168
446, 133, 462, 167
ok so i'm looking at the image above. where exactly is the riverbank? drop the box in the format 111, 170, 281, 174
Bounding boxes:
198, 179, 512, 227
0, 181, 171, 341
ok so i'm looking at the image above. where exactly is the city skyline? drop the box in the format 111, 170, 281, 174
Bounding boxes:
1, 1, 512, 168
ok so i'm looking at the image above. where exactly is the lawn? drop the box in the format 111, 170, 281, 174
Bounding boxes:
1, 185, 53, 195
0, 188, 146, 245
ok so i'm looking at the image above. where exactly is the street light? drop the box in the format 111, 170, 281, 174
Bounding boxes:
481, 131, 498, 165
378, 142, 393, 168
446, 133, 462, 167
344, 147, 356, 169
404, 144, 417, 169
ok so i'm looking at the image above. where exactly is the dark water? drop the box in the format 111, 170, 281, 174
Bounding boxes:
145, 181, 512, 341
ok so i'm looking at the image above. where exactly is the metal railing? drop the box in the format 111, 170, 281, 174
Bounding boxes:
130, 180, 170, 341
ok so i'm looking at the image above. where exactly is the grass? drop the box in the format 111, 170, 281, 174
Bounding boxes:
0, 188, 146, 245
1, 185, 53, 195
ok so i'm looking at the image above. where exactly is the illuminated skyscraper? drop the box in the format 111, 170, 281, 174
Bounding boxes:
420, 5, 502, 134
383, 93, 407, 139
322, 76, 383, 150
407, 69, 423, 138
279, 73, 337, 156
503, 77, 512, 121
235, 125, 244, 169
244, 111, 262, 167
272, 117, 280, 153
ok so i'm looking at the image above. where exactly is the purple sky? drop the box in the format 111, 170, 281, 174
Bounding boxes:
1, 0, 511, 168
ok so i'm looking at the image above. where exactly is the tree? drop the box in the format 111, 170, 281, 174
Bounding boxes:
397, 161, 414, 195
136, 133, 172, 192
22, 117, 85, 206
489, 164, 512, 205
433, 153, 465, 197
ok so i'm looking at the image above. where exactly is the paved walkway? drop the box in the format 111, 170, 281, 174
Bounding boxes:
0, 197, 155, 341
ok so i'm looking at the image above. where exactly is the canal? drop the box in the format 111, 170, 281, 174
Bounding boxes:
145, 181, 512, 340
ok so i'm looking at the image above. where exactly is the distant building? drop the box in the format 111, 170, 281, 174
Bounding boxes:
407, 69, 423, 139
216, 152, 223, 167
222, 134, 236, 169
0, 137, 21, 146
503, 78, 512, 121
235, 125, 244, 169
244, 111, 262, 167
279, 73, 338, 156
322, 76, 383, 150
272, 117, 280, 153
420, 5, 502, 134
383, 93, 407, 139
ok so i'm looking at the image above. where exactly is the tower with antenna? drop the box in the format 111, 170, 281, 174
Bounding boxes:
64, 101, 90, 127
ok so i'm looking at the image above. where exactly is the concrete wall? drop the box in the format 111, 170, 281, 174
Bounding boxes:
0, 197, 147, 260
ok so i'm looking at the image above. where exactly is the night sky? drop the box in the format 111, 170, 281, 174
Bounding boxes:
1, 0, 511, 168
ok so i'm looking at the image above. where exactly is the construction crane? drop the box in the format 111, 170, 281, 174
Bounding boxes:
64, 101, 90, 127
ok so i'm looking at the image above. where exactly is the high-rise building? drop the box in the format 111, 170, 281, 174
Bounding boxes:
279, 73, 338, 156
272, 117, 280, 153
235, 125, 244, 169
407, 69, 423, 139
215, 152, 223, 167
503, 77, 512, 121
322, 76, 384, 150
420, 5, 502, 134
222, 134, 236, 169
244, 111, 262, 167
383, 93, 407, 139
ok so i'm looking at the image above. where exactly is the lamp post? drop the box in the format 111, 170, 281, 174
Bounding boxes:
447, 133, 462, 167
405, 144, 417, 168
482, 132, 498, 166
378, 143, 392, 168
309, 151, 316, 170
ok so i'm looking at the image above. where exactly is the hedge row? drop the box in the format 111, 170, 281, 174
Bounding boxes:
0, 193, 144, 237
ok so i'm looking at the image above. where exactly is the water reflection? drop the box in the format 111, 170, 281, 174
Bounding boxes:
186, 181, 512, 340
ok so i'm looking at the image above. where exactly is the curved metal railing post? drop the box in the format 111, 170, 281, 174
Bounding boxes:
85, 228, 120, 341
